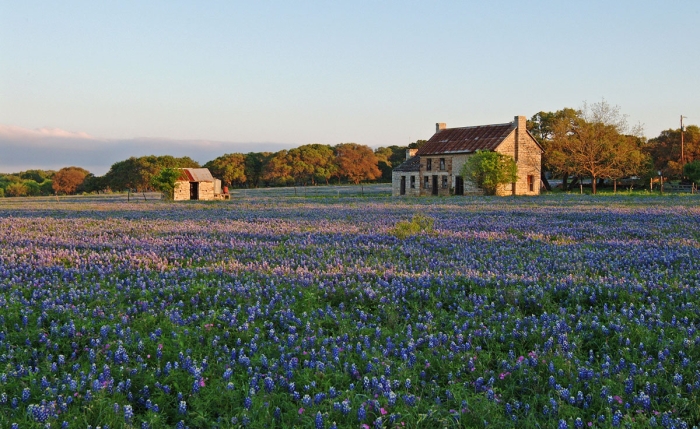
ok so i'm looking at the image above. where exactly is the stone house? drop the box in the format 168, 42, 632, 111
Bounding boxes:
174, 168, 222, 201
392, 116, 542, 196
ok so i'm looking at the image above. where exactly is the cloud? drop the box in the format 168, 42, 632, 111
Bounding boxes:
0, 125, 292, 175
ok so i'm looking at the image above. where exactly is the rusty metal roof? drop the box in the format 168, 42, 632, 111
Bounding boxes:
416, 122, 515, 156
394, 156, 421, 172
179, 168, 215, 182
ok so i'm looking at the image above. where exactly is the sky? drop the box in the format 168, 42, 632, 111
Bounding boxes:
1, 1, 699, 175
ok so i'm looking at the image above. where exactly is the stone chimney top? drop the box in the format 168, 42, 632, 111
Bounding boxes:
436, 123, 447, 133
514, 116, 526, 129
406, 148, 418, 160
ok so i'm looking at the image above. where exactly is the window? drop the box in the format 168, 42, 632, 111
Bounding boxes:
527, 175, 534, 192
424, 176, 430, 189
410, 176, 416, 188
439, 158, 445, 171
426, 158, 432, 171
442, 176, 448, 189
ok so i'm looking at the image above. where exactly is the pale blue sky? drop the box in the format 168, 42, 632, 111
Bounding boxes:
1, 1, 698, 173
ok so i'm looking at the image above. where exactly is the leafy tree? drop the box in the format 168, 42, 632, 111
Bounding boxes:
23, 180, 41, 196
408, 140, 427, 150
150, 168, 182, 200
375, 146, 408, 182
103, 156, 199, 192
334, 143, 381, 184
541, 100, 645, 194
52, 167, 90, 195
684, 160, 700, 185
461, 150, 518, 195
244, 152, 271, 188
5, 182, 28, 197
646, 125, 700, 178
287, 144, 337, 185
528, 108, 579, 190
19, 169, 54, 182
262, 150, 294, 186
204, 153, 247, 187
40, 180, 54, 195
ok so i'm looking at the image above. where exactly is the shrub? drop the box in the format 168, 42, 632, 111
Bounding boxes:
391, 214, 435, 239
5, 182, 28, 197
461, 150, 518, 195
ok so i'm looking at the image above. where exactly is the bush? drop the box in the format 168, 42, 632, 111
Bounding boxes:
5, 182, 28, 197
461, 150, 518, 195
391, 214, 435, 239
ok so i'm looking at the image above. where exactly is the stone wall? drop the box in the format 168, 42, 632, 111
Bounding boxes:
174, 181, 190, 201
173, 181, 216, 201
392, 171, 421, 196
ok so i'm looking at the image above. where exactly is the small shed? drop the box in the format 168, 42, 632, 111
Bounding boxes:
174, 168, 221, 201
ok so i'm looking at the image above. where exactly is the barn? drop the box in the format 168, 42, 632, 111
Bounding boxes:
173, 168, 222, 201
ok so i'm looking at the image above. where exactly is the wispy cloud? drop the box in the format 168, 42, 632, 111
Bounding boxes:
0, 125, 292, 175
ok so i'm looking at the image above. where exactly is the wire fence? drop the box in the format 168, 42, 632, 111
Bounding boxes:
231, 183, 392, 198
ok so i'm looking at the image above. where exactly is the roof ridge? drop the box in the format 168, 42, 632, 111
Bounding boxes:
440, 122, 514, 131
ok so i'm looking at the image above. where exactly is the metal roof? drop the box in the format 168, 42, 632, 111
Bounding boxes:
393, 156, 421, 172
179, 168, 215, 182
416, 122, 515, 156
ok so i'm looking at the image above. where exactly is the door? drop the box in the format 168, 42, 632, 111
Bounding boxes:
432, 175, 438, 195
400, 176, 406, 195
189, 182, 199, 200
455, 176, 464, 195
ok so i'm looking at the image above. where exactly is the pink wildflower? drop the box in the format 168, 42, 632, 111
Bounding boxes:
298, 407, 304, 414
380, 408, 387, 415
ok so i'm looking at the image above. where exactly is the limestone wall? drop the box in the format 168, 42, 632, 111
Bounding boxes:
392, 172, 421, 196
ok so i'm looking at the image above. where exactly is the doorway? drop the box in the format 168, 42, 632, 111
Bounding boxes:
432, 175, 438, 195
400, 176, 406, 195
455, 176, 464, 195
189, 182, 199, 200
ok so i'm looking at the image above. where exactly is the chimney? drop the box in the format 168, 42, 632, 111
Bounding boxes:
514, 115, 526, 163
436, 123, 447, 133
514, 115, 526, 130
406, 148, 418, 160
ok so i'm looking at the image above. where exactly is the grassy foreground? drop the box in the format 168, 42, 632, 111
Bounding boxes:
0, 194, 699, 428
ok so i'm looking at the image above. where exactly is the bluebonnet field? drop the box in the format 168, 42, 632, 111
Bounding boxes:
0, 194, 699, 429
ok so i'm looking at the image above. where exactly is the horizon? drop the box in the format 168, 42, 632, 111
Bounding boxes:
2, 1, 698, 174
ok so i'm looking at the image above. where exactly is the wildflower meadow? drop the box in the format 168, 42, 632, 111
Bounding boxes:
0, 194, 699, 428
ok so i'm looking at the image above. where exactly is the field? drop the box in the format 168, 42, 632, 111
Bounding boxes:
1, 194, 699, 428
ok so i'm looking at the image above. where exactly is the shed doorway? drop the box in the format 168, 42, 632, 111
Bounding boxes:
400, 176, 406, 195
189, 182, 199, 200
455, 176, 464, 195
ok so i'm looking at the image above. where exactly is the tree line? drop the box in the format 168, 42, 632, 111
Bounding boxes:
2, 100, 699, 197
529, 100, 700, 193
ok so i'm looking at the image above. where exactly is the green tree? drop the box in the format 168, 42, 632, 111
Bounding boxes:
539, 100, 644, 194
647, 125, 700, 178
244, 152, 271, 188
287, 144, 337, 185
150, 168, 182, 200
23, 180, 41, 196
262, 150, 294, 186
684, 160, 700, 185
460, 150, 518, 195
5, 182, 29, 197
204, 153, 247, 187
375, 146, 408, 182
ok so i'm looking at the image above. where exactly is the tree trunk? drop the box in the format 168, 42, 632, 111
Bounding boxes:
562, 174, 570, 191
592, 175, 597, 194
614, 179, 617, 193
540, 171, 552, 191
